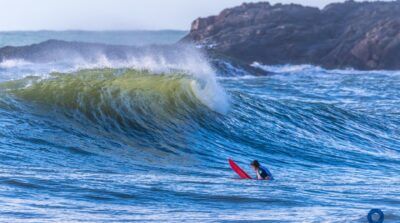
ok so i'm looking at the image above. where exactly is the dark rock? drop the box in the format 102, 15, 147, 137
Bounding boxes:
0, 39, 139, 63
182, 1, 400, 70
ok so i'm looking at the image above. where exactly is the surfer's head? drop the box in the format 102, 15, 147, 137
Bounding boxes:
251, 160, 260, 170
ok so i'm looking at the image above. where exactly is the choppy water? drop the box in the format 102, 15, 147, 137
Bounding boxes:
0, 34, 399, 222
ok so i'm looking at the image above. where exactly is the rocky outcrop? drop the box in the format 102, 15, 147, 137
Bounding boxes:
0, 39, 143, 63
182, 1, 400, 70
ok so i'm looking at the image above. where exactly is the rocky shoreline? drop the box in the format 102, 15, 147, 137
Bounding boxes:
182, 1, 400, 70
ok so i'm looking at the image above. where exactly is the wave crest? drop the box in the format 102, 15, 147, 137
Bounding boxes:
2, 68, 228, 131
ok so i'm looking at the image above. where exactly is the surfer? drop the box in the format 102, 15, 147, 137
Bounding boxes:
250, 160, 273, 180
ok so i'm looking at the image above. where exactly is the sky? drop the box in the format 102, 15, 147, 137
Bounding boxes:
0, 0, 390, 31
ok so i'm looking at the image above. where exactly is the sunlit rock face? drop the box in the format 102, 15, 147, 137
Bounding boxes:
182, 1, 400, 70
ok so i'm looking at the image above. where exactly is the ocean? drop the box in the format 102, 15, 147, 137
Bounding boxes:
0, 30, 187, 47
0, 31, 399, 222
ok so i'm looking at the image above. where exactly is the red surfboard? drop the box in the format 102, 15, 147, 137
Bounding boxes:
229, 159, 252, 179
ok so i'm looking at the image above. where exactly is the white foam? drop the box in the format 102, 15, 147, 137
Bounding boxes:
251, 62, 322, 73
252, 62, 400, 76
0, 59, 32, 68
191, 78, 230, 115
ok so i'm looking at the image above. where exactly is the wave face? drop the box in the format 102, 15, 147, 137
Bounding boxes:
0, 41, 399, 222
3, 69, 214, 131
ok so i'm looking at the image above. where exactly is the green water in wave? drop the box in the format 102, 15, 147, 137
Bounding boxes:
1, 69, 211, 124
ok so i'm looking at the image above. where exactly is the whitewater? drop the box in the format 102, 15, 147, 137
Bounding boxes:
0, 31, 399, 222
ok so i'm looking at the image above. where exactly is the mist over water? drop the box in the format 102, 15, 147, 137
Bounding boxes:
0, 32, 399, 222
0, 30, 187, 47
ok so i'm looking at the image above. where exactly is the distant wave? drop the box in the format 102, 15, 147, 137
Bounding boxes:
0, 59, 33, 69
252, 62, 400, 75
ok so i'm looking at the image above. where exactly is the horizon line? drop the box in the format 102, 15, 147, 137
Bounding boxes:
0, 29, 189, 33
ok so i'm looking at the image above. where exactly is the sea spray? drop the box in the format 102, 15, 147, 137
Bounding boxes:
0, 44, 229, 114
